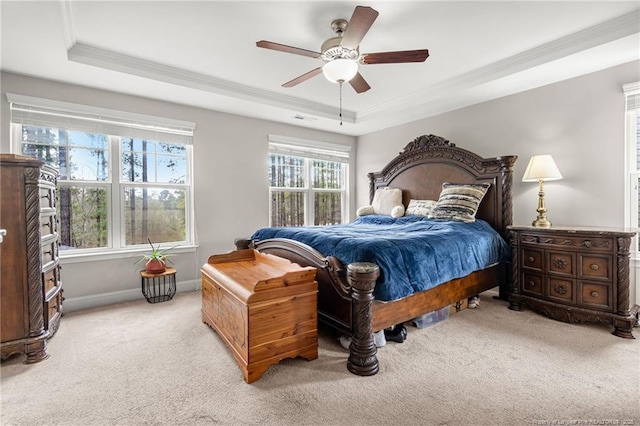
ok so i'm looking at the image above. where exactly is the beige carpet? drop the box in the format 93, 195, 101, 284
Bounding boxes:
1, 290, 638, 426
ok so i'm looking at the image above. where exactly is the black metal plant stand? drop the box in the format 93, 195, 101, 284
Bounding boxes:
140, 267, 177, 303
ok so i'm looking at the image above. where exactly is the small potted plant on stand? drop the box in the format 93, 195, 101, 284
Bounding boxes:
137, 239, 174, 273
137, 239, 178, 303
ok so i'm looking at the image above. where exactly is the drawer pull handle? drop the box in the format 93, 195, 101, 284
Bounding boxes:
553, 258, 568, 269
590, 264, 599, 271
528, 281, 535, 287
528, 256, 535, 263
590, 291, 599, 298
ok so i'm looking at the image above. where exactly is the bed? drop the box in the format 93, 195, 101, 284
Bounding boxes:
235, 134, 517, 375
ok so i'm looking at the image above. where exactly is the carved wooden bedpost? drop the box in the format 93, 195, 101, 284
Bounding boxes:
346, 262, 380, 376
497, 155, 516, 240
507, 228, 521, 311
613, 235, 635, 338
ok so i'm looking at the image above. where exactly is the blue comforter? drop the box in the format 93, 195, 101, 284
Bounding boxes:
251, 215, 510, 301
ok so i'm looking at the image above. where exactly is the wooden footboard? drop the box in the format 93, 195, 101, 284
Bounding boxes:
235, 237, 354, 335
236, 237, 508, 377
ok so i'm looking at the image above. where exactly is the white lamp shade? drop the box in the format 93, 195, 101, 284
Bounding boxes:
522, 154, 563, 182
322, 59, 358, 83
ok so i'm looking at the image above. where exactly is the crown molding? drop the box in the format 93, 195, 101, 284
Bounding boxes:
58, 0, 76, 50
67, 42, 356, 124
58, 0, 354, 123
356, 9, 640, 123
59, 2, 638, 132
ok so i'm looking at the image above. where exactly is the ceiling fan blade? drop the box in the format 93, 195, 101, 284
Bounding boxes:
256, 40, 321, 59
361, 49, 430, 64
282, 67, 323, 87
341, 6, 379, 50
349, 72, 371, 93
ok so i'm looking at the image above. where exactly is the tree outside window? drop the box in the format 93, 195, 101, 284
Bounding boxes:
269, 152, 347, 227
20, 125, 190, 251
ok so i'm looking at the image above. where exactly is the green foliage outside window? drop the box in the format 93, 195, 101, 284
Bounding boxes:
21, 125, 189, 250
269, 153, 345, 227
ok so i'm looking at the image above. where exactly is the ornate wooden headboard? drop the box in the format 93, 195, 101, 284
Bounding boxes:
368, 134, 517, 238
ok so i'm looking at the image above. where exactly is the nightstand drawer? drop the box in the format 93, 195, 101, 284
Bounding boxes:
521, 248, 543, 271
522, 272, 543, 296
520, 232, 613, 253
579, 255, 611, 281
548, 277, 575, 304
578, 282, 612, 311
547, 251, 574, 276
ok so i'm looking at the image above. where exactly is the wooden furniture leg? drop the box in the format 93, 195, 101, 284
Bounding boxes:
346, 262, 379, 376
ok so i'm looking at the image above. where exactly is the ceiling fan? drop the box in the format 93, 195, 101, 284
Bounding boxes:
257, 5, 429, 94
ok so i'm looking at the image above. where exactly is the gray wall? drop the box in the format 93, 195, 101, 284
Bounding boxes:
356, 60, 640, 304
357, 61, 640, 229
0, 72, 356, 311
2, 60, 639, 311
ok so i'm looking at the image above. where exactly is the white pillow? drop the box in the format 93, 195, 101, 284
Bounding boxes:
356, 205, 375, 216
372, 187, 405, 218
406, 199, 437, 216
357, 187, 405, 218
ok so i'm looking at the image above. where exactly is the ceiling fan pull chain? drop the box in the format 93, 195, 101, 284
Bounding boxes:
339, 82, 343, 125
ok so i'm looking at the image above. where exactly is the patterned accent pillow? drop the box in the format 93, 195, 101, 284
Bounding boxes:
428, 182, 491, 223
405, 199, 437, 216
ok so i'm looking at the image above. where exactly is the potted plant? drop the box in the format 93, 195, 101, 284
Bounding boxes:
136, 239, 175, 274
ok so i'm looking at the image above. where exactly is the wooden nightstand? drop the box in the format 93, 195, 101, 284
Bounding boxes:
508, 225, 638, 338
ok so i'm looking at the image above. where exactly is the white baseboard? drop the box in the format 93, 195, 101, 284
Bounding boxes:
63, 279, 200, 313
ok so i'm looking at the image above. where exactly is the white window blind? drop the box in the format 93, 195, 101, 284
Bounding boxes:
268, 134, 350, 164
7, 93, 195, 145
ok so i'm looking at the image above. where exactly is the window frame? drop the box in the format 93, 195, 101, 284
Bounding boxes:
268, 135, 350, 227
8, 95, 196, 261
624, 81, 640, 257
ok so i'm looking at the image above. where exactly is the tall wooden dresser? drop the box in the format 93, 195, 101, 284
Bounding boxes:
1, 154, 63, 363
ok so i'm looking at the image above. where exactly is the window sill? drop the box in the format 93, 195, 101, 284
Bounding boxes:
59, 245, 198, 264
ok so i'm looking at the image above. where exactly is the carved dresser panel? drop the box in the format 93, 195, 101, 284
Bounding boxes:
508, 225, 637, 338
1, 154, 63, 363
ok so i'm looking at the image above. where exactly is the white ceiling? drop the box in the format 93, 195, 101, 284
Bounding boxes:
1, 1, 639, 136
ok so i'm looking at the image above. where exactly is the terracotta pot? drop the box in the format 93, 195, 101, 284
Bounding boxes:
145, 258, 166, 274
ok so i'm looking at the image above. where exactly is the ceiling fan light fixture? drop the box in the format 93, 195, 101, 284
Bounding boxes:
322, 59, 358, 84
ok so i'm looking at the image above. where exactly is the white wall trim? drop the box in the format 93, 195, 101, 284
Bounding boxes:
66, 42, 355, 124
357, 10, 640, 123
58, 0, 76, 50
268, 134, 352, 152
63, 278, 200, 313
60, 3, 639, 131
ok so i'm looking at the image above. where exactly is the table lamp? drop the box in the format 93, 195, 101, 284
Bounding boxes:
522, 154, 562, 228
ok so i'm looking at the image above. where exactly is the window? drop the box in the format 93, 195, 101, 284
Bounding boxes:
268, 135, 350, 227
9, 94, 195, 254
624, 82, 640, 253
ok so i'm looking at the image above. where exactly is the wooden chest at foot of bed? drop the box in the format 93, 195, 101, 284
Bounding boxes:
201, 249, 318, 383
